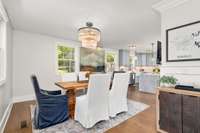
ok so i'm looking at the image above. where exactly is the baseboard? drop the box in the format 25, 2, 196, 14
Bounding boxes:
0, 101, 13, 133
12, 94, 35, 103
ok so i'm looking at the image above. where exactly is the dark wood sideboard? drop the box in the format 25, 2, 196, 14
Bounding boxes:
156, 87, 200, 133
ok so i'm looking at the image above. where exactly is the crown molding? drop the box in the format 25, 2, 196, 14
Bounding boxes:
152, 0, 190, 13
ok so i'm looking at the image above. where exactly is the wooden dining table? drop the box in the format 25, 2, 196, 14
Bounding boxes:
55, 80, 88, 119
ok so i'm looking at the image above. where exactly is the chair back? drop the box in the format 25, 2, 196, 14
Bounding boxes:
78, 71, 88, 81
111, 71, 125, 80
62, 73, 77, 82
31, 75, 69, 129
87, 74, 111, 115
111, 73, 129, 101
31, 75, 41, 100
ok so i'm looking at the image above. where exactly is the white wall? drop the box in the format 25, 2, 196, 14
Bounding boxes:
13, 30, 119, 99
13, 30, 81, 99
0, 22, 13, 130
160, 0, 200, 87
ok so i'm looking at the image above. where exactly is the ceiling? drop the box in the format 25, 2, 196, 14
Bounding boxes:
3, 0, 161, 50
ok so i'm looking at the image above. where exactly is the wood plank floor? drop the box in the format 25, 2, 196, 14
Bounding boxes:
4, 87, 157, 133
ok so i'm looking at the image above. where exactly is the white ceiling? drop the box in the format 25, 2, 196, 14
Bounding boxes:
3, 0, 161, 50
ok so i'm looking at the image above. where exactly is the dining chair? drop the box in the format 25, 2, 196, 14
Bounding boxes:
78, 71, 88, 81
109, 73, 130, 117
62, 73, 77, 82
75, 73, 111, 128
31, 75, 69, 129
62, 73, 87, 96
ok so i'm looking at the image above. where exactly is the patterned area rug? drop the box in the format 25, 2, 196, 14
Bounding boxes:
31, 100, 149, 133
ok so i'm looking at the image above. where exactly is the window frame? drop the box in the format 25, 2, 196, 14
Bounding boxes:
55, 43, 76, 75
0, 21, 7, 86
0, 1, 8, 86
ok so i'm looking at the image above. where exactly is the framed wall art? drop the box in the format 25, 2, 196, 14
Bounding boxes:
166, 21, 200, 62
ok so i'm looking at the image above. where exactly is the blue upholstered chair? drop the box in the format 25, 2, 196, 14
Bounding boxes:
31, 75, 69, 129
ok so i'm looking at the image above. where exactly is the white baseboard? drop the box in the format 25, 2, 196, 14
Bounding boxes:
12, 94, 35, 103
0, 101, 13, 133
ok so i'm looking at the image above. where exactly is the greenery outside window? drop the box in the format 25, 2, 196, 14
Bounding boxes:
105, 52, 116, 72
57, 45, 75, 74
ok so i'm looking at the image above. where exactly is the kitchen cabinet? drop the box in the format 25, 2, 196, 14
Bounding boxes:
119, 49, 129, 67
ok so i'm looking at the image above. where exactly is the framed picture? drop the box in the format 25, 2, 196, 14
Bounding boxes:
80, 47, 105, 72
166, 21, 200, 62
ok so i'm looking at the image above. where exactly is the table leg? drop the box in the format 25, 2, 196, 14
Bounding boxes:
66, 89, 76, 119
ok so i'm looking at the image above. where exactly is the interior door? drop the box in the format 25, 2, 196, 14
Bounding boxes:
159, 92, 182, 133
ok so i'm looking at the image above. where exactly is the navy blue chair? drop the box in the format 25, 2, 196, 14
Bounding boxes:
31, 75, 69, 129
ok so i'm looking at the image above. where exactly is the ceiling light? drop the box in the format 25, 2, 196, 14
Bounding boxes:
129, 44, 136, 57
78, 22, 101, 49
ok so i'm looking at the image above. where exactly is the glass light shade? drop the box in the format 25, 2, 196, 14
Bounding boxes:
78, 23, 101, 48
129, 44, 136, 57
129, 51, 135, 57
133, 56, 138, 60
82, 39, 98, 49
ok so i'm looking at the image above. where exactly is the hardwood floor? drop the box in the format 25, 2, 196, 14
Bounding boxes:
106, 87, 156, 133
4, 87, 157, 133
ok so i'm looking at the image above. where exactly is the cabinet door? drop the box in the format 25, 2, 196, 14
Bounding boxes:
159, 92, 170, 131
119, 50, 129, 67
182, 95, 200, 133
136, 54, 142, 66
141, 54, 146, 66
159, 92, 182, 133
168, 93, 182, 133
146, 53, 154, 66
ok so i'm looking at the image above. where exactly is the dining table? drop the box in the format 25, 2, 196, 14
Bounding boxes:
55, 80, 88, 119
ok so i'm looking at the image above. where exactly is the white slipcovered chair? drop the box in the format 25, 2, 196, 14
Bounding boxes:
61, 73, 77, 82
61, 73, 77, 94
78, 71, 88, 81
109, 73, 130, 117
75, 74, 111, 128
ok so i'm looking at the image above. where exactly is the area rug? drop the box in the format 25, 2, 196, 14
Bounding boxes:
31, 100, 149, 133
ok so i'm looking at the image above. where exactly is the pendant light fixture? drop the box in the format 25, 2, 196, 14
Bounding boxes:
78, 22, 101, 49
129, 44, 136, 57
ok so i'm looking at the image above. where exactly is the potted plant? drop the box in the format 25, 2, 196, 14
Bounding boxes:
160, 76, 177, 87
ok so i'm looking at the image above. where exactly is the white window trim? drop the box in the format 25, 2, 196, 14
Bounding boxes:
0, 21, 7, 86
0, 0, 8, 86
55, 43, 77, 75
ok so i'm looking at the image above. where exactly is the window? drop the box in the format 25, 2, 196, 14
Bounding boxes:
0, 21, 6, 85
105, 52, 116, 72
0, 0, 8, 85
56, 45, 75, 74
